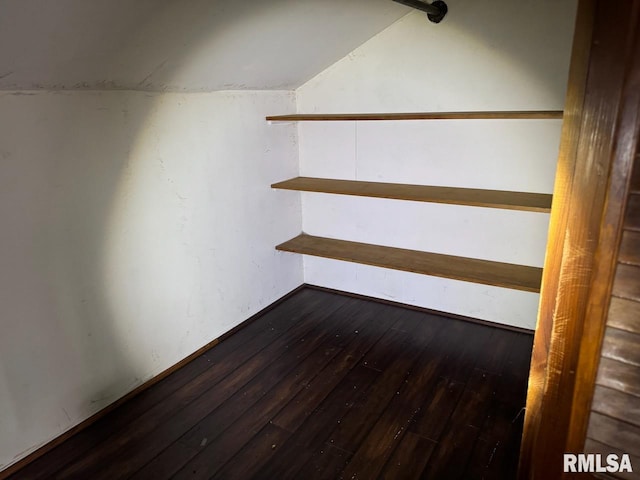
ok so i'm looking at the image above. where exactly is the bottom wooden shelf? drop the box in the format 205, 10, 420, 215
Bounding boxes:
277, 234, 543, 293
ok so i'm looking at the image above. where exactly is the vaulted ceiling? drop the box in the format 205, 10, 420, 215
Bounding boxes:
0, 0, 409, 91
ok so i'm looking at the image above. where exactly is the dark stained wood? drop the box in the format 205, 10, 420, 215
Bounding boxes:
601, 327, 640, 367
521, 1, 640, 477
434, 322, 495, 384
277, 234, 543, 292
587, 412, 640, 458
421, 369, 500, 479
465, 400, 522, 480
474, 327, 516, 374
272, 177, 553, 212
4, 288, 533, 480
140, 302, 396, 478
51, 291, 353, 480
92, 297, 367, 480
591, 385, 640, 427
165, 302, 440, 479
249, 441, 314, 480
306, 283, 535, 335
269, 306, 399, 433
612, 264, 640, 301
608, 296, 640, 334
251, 321, 418, 480
266, 111, 564, 121
463, 334, 533, 480
631, 158, 640, 193
152, 337, 343, 479
279, 365, 381, 476
498, 333, 535, 414
625, 194, 640, 230
409, 377, 465, 441
293, 445, 350, 480
211, 424, 291, 480
596, 357, 640, 398
379, 432, 436, 480
338, 327, 492, 479
619, 230, 640, 266
313, 315, 446, 454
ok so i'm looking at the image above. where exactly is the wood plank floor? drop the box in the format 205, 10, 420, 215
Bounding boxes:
7, 287, 533, 480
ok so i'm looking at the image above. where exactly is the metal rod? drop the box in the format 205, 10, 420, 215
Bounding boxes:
392, 0, 448, 23
393, 0, 440, 15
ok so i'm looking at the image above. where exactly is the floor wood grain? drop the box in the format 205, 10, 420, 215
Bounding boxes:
6, 287, 533, 480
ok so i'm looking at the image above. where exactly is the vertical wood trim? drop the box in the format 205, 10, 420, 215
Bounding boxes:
520, 1, 640, 478
519, 0, 597, 475
568, 16, 640, 454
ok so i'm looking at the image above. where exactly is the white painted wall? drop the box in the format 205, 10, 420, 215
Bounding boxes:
292, 0, 577, 329
0, 0, 408, 91
0, 90, 301, 469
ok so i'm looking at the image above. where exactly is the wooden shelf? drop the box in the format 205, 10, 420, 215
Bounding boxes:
272, 177, 552, 213
277, 234, 543, 293
266, 111, 564, 122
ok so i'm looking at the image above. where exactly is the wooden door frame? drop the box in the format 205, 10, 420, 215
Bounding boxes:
519, 1, 640, 478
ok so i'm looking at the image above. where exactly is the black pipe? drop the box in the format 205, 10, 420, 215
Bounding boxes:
392, 0, 448, 23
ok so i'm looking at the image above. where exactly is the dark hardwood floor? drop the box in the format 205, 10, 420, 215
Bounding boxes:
8, 287, 533, 480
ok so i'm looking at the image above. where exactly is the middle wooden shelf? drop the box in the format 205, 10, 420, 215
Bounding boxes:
272, 177, 552, 212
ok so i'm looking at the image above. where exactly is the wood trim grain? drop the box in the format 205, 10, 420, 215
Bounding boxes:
520, 2, 598, 474
520, 1, 640, 478
567, 1, 640, 460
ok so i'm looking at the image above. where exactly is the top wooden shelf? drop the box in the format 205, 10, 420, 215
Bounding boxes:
266, 111, 564, 122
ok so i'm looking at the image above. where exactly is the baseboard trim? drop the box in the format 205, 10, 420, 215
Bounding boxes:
303, 283, 535, 335
0, 284, 306, 480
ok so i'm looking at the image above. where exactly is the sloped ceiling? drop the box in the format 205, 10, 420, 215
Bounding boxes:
0, 0, 409, 91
